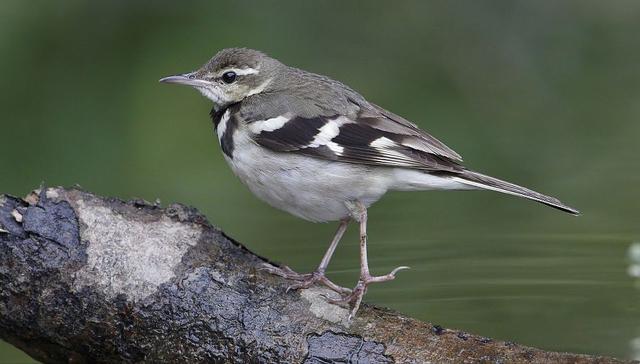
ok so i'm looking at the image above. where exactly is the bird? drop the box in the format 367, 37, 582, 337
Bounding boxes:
160, 48, 579, 318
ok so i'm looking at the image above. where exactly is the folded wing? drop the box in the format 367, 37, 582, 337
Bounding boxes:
249, 101, 464, 173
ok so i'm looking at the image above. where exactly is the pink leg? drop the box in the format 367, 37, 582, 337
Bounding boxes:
261, 219, 351, 294
332, 202, 409, 318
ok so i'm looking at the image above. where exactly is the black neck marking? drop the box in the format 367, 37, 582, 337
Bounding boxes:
210, 107, 226, 128
210, 102, 241, 128
211, 104, 241, 159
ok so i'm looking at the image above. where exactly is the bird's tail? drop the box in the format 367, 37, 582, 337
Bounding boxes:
451, 170, 579, 215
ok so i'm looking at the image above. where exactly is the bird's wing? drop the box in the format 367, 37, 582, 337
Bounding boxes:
244, 99, 464, 172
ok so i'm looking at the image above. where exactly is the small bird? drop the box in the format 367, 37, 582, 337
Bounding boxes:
160, 48, 578, 317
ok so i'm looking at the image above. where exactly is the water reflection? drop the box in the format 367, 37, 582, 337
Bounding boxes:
631, 337, 640, 361
628, 242, 640, 279
629, 242, 640, 360
284, 233, 640, 358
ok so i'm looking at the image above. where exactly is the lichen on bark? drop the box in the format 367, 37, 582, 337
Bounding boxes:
0, 187, 632, 363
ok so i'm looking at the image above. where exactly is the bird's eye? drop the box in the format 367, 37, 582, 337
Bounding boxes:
222, 71, 237, 84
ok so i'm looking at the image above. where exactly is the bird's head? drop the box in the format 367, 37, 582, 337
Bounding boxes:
160, 48, 279, 109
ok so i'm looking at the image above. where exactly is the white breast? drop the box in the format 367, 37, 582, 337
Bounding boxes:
219, 124, 393, 222
215, 113, 469, 222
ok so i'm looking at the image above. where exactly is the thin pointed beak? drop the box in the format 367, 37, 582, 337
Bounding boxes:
159, 72, 210, 87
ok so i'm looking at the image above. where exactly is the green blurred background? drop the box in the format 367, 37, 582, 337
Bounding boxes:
1, 0, 639, 361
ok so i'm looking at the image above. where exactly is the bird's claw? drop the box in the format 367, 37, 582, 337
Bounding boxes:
260, 263, 351, 295
259, 262, 300, 278
329, 265, 411, 319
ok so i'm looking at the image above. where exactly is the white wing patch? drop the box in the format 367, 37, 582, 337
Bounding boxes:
308, 120, 340, 147
370, 136, 397, 148
306, 116, 350, 155
326, 142, 344, 155
248, 116, 290, 133
368, 136, 408, 160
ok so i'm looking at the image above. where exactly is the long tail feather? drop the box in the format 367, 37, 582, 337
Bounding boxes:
452, 170, 579, 215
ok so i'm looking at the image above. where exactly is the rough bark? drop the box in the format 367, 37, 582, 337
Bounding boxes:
0, 187, 633, 363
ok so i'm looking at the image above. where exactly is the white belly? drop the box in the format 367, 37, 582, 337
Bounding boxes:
217, 123, 470, 222
222, 128, 392, 222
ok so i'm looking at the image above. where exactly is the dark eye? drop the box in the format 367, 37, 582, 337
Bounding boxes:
222, 71, 237, 84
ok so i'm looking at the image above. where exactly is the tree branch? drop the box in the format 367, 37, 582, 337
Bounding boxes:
0, 187, 631, 363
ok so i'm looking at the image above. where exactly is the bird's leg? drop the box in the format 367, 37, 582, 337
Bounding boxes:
260, 219, 351, 294
331, 201, 409, 318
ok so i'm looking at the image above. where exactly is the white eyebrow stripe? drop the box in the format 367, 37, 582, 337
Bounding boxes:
248, 116, 290, 133
223, 67, 259, 76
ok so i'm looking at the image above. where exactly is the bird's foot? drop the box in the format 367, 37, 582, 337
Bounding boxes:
259, 263, 351, 294
330, 265, 410, 319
